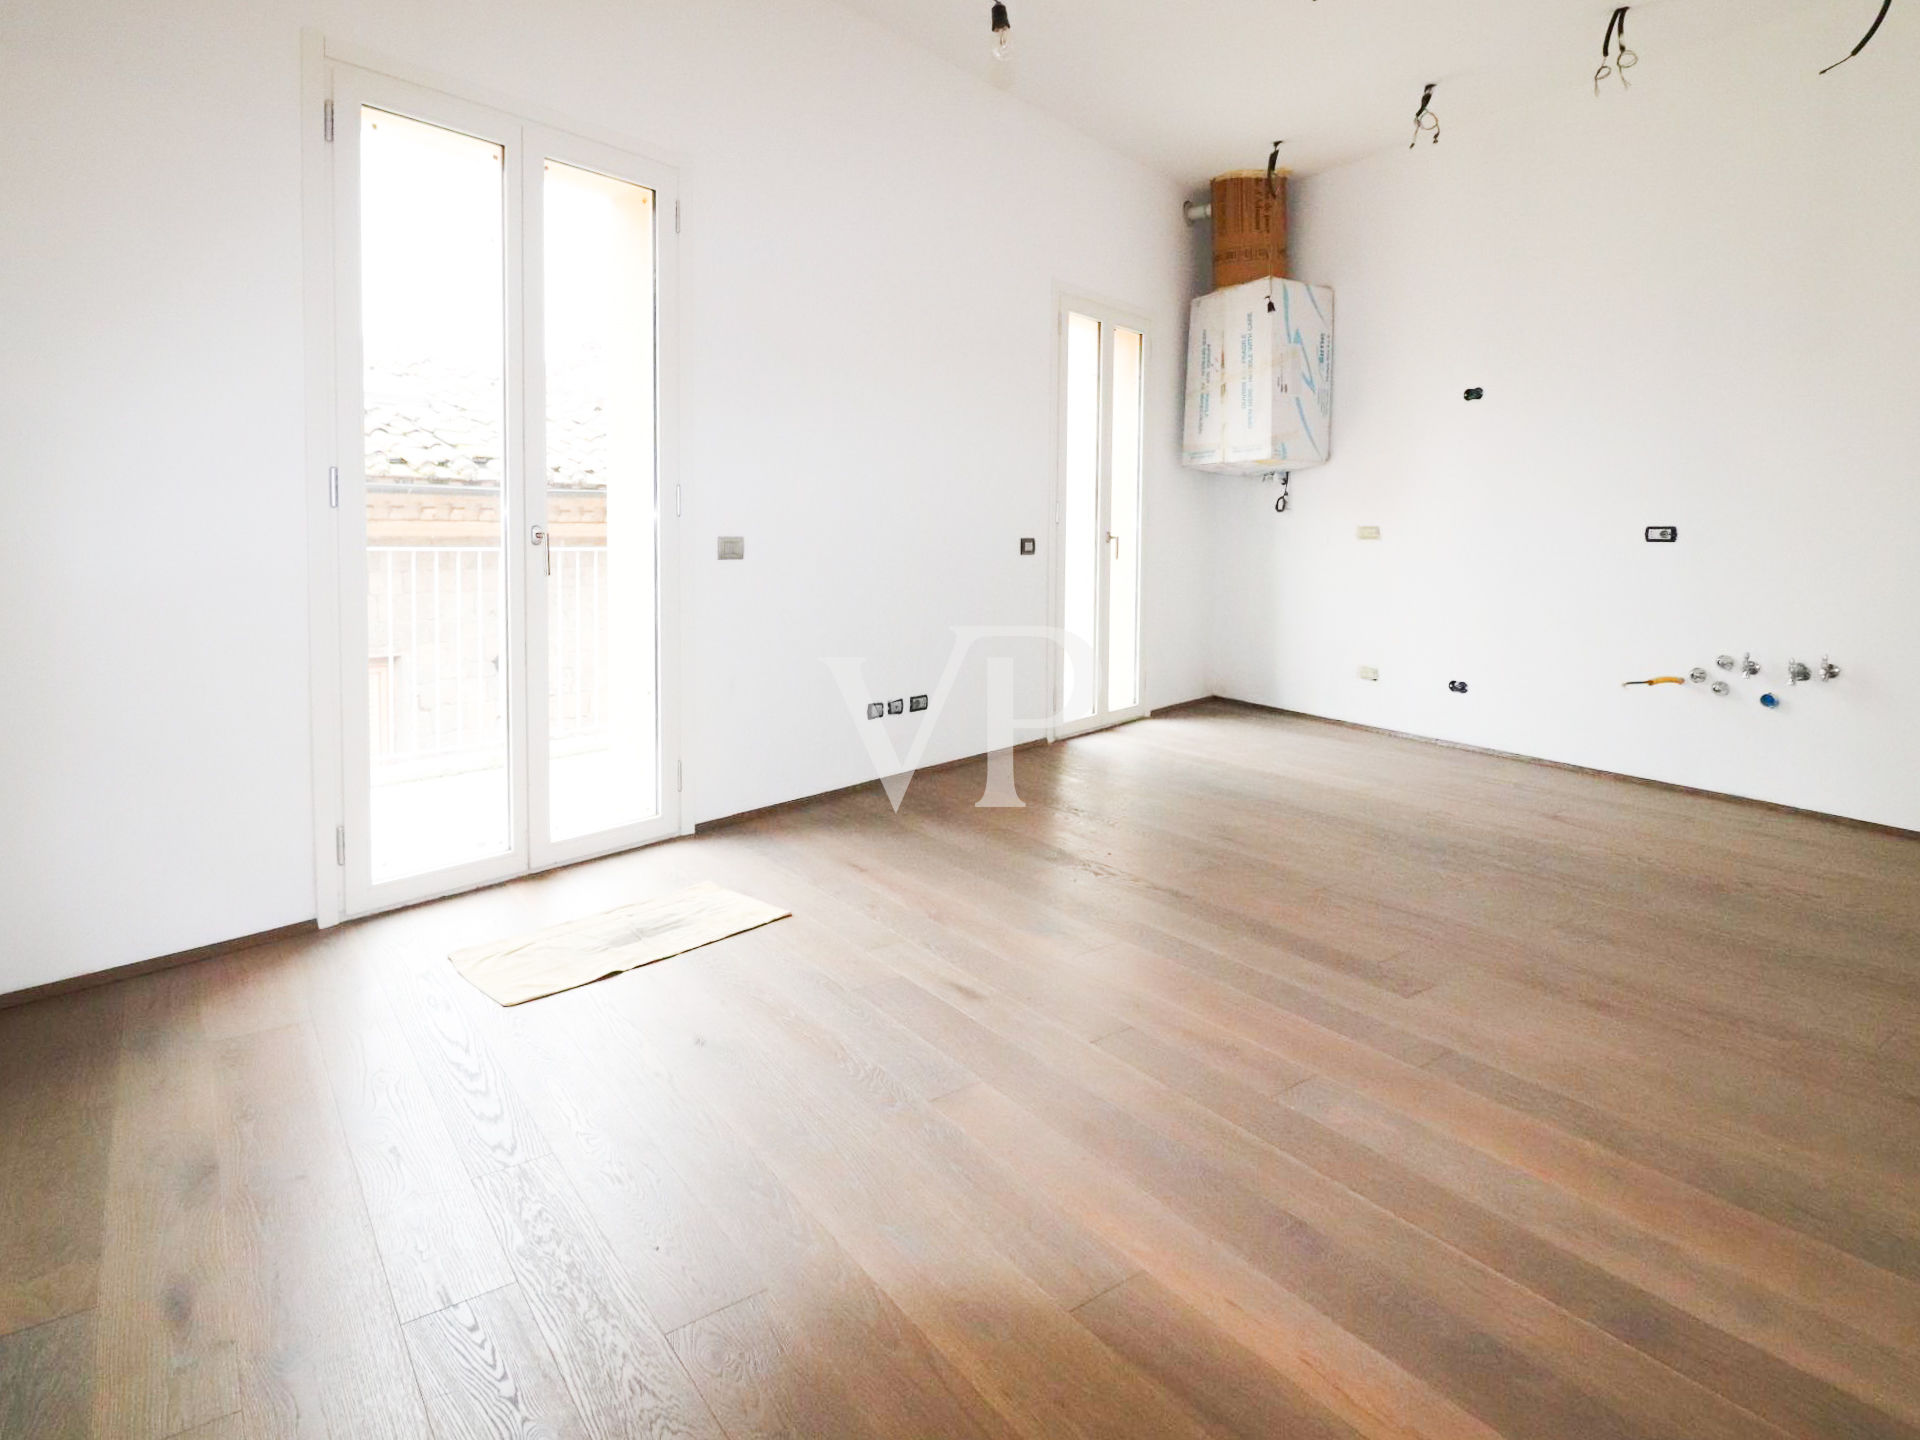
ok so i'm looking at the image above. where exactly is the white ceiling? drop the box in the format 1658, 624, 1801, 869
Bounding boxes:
836, 0, 1822, 184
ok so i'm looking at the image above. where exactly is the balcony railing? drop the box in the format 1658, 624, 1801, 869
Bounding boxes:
368, 543, 607, 768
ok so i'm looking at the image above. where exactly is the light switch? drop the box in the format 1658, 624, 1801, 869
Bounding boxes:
717, 536, 745, 560
1357, 526, 1381, 540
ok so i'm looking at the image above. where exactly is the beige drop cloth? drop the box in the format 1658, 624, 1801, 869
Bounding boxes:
449, 881, 790, 1005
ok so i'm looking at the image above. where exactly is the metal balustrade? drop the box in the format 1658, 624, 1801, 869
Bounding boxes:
367, 544, 607, 766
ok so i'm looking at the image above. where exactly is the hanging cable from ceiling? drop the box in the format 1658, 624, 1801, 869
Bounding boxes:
1594, 7, 1637, 95
989, 1, 1012, 61
1410, 83, 1440, 147
1820, 0, 1893, 73
1264, 139, 1285, 311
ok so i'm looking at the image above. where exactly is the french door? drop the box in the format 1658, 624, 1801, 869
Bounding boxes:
323, 63, 678, 919
1055, 300, 1147, 737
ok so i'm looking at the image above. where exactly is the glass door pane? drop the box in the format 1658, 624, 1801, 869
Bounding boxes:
359, 108, 512, 885
1061, 311, 1102, 723
1106, 327, 1144, 711
542, 160, 660, 843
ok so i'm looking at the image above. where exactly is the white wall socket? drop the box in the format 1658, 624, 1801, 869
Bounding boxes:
1358, 665, 1380, 681
1357, 525, 1381, 540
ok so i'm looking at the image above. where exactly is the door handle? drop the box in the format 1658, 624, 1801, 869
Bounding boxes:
531, 523, 550, 576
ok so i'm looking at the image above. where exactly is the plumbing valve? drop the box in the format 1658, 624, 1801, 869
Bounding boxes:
1787, 659, 1812, 686
1819, 657, 1841, 681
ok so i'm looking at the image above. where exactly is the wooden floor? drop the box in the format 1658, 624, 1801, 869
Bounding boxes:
5, 700, 1920, 1440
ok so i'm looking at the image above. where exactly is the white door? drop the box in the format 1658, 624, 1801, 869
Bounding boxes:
1056, 301, 1147, 738
324, 64, 679, 919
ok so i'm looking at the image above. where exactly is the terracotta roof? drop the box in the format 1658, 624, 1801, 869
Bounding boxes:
365, 357, 610, 486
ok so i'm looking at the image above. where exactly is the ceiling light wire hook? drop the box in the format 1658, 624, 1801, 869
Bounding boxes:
1410, 83, 1440, 148
1595, 6, 1636, 95
1821, 0, 1894, 73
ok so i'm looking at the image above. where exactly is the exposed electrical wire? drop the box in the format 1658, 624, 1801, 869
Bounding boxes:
1594, 6, 1637, 95
1821, 0, 1894, 73
1410, 83, 1440, 147
989, 1, 1012, 61
1265, 139, 1285, 312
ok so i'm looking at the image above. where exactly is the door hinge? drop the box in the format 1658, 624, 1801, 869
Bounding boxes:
327, 465, 339, 508
334, 825, 346, 866
324, 98, 334, 143
674, 199, 680, 234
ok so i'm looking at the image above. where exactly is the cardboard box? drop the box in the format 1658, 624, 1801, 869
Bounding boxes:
1182, 278, 1334, 473
1211, 170, 1289, 288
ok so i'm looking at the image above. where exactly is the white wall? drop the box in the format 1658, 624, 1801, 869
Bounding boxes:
1209, 6, 1920, 832
0, 0, 1208, 991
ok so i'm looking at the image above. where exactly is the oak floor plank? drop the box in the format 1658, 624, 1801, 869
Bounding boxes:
0, 986, 121, 1338
668, 1291, 883, 1440
931, 1078, 1509, 1440
864, 975, 1692, 1440
624, 962, 1220, 1440
474, 1157, 725, 1440
735, 928, 977, 1102
899, 759, 1448, 1002
0, 1310, 93, 1440
546, 990, 1025, 1440
167, 1414, 247, 1440
503, 999, 767, 1336
302, 940, 515, 1324
91, 967, 238, 1439
1424, 1048, 1920, 1283
8, 700, 1920, 1440
404, 1283, 594, 1440
672, 940, 1137, 1311
215, 1021, 431, 1440
1282, 1075, 1920, 1434
907, 755, 1446, 997
1072, 1271, 1368, 1440
1405, 971, 1920, 1191
741, 816, 1134, 1042
964, 854, 1920, 1358
389, 957, 551, 1179
196, 940, 312, 1042
1096, 1025, 1881, 1440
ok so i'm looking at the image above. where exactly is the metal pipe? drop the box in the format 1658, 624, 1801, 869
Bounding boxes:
1183, 199, 1212, 224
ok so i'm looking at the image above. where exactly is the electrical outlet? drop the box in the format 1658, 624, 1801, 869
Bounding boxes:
887, 698, 905, 715
1357, 525, 1381, 540
866, 702, 885, 720
1645, 525, 1677, 543
909, 694, 929, 712
1358, 665, 1380, 681
717, 535, 745, 560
